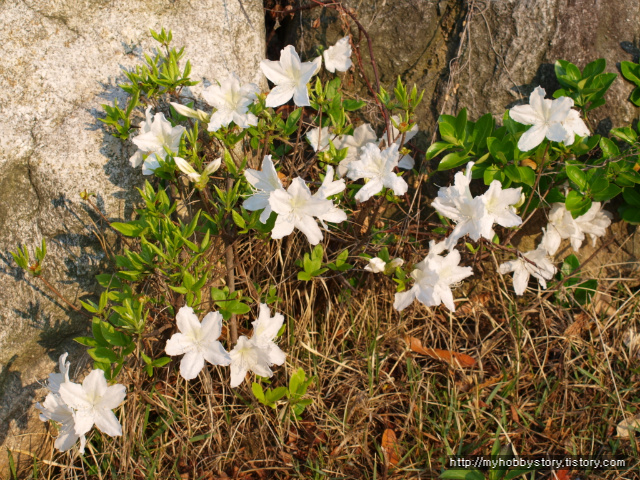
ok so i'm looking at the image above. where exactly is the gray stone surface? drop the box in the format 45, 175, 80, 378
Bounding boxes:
0, 0, 265, 472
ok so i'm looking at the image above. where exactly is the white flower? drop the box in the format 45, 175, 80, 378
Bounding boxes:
36, 393, 87, 453
130, 111, 186, 168
244, 155, 286, 223
229, 335, 273, 388
323, 36, 352, 73
544, 202, 612, 253
306, 126, 335, 152
499, 248, 557, 295
202, 73, 260, 131
480, 180, 523, 228
47, 352, 70, 395
365, 257, 386, 273
165, 306, 231, 381
346, 143, 408, 202
169, 102, 210, 123
313, 166, 347, 228
36, 353, 87, 453
142, 152, 162, 175
129, 106, 154, 168
334, 123, 378, 177
260, 45, 320, 108
251, 304, 286, 366
364, 256, 404, 273
433, 162, 522, 249
174, 156, 221, 184
269, 177, 336, 245
432, 162, 493, 249
59, 369, 126, 438
562, 109, 590, 145
509, 86, 573, 151
394, 242, 473, 312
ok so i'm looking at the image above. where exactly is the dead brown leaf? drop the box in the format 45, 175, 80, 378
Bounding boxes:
381, 429, 401, 466
405, 336, 477, 368
457, 292, 491, 315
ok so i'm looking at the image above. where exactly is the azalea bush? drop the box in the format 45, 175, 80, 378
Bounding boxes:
10, 17, 640, 479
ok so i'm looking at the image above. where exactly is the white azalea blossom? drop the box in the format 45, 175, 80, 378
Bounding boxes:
306, 126, 335, 152
269, 177, 337, 245
543, 202, 612, 254
47, 352, 70, 395
37, 393, 87, 453
323, 36, 352, 73
365, 256, 404, 273
244, 155, 286, 223
394, 241, 473, 312
499, 247, 557, 295
260, 45, 320, 108
165, 306, 231, 381
202, 73, 260, 131
174, 156, 221, 184
59, 369, 126, 438
561, 109, 590, 145
36, 353, 87, 453
229, 335, 273, 388
169, 102, 210, 123
509, 86, 574, 151
346, 143, 408, 202
313, 166, 347, 228
433, 162, 522, 249
130, 111, 186, 172
334, 123, 378, 177
251, 304, 286, 366
129, 106, 154, 168
480, 180, 523, 228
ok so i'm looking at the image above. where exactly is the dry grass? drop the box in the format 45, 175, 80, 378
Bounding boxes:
13, 203, 640, 479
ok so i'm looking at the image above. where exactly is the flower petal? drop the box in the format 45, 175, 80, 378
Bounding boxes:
94, 410, 123, 437
179, 351, 205, 380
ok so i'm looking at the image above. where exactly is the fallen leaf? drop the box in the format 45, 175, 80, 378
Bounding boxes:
554, 467, 571, 480
617, 414, 640, 438
520, 158, 538, 170
405, 336, 477, 368
381, 429, 401, 466
312, 18, 320, 28
564, 313, 589, 338
457, 292, 491, 315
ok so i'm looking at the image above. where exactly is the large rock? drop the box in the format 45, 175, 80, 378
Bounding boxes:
0, 0, 265, 472
286, 0, 640, 137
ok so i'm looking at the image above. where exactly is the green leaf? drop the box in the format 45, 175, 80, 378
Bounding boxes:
621, 61, 640, 86
74, 336, 99, 347
265, 386, 288, 404
225, 300, 251, 315
583, 58, 606, 78
622, 206, 640, 224
623, 187, 640, 206
437, 152, 469, 171
440, 470, 485, 480
343, 99, 366, 111
111, 221, 146, 237
252, 382, 266, 403
592, 183, 621, 201
565, 190, 592, 218
504, 165, 534, 186
599, 137, 620, 158
566, 165, 587, 191
561, 254, 580, 276
88, 347, 119, 364
425, 141, 453, 161
611, 126, 637, 144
